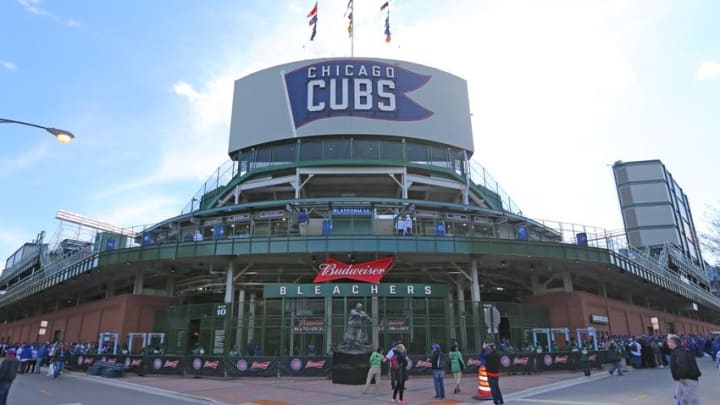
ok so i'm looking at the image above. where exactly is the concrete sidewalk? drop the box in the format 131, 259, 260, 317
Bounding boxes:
69, 368, 608, 405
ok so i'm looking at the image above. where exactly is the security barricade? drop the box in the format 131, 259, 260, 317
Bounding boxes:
278, 356, 332, 377
72, 354, 98, 372
226, 356, 277, 377
406, 354, 434, 376
186, 356, 226, 377
123, 355, 145, 374
147, 355, 185, 375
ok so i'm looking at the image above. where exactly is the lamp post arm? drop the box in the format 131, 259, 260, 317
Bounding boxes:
0, 118, 49, 131
0, 117, 75, 143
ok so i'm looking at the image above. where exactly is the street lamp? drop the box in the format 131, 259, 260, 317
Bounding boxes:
0, 118, 75, 144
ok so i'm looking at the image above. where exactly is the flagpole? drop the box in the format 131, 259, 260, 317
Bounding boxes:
350, 0, 354, 57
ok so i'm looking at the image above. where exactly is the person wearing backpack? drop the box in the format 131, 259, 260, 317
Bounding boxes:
386, 340, 400, 391
448, 344, 465, 394
668, 334, 702, 405
391, 344, 408, 404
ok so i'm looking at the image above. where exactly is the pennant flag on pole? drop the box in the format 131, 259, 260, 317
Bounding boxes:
384, 15, 391, 43
307, 2, 318, 41
346, 0, 354, 38
307, 2, 317, 18
380, 1, 389, 11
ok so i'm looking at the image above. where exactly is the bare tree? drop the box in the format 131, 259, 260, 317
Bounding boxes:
702, 205, 720, 263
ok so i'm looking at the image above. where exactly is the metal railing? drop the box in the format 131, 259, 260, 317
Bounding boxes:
175, 158, 524, 216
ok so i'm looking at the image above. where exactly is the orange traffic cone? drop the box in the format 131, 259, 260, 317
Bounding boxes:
472, 364, 492, 400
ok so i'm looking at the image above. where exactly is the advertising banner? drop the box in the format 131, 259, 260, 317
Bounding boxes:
378, 318, 409, 333
72, 354, 98, 372
226, 356, 277, 377
279, 356, 332, 377
229, 58, 474, 154
406, 355, 433, 375
293, 318, 325, 334
147, 356, 185, 375
186, 356, 226, 377
123, 356, 145, 374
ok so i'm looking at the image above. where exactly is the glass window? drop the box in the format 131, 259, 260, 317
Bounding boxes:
255, 146, 271, 163
300, 139, 323, 160
324, 138, 351, 159
353, 138, 379, 160
273, 143, 296, 163
406, 141, 428, 162
430, 145, 448, 167
379, 139, 403, 160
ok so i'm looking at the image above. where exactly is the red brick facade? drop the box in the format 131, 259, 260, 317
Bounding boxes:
0, 294, 172, 344
527, 291, 720, 336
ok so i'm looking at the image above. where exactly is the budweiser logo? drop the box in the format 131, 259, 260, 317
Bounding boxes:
203, 360, 220, 369
589, 354, 597, 361
467, 358, 481, 366
305, 360, 326, 369
131, 359, 143, 366
164, 360, 179, 368
298, 319, 323, 327
415, 360, 432, 368
513, 357, 529, 365
314, 257, 393, 283
83, 358, 94, 364
555, 355, 568, 364
251, 361, 271, 370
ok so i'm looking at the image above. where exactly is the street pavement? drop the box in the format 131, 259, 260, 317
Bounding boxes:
5, 356, 719, 405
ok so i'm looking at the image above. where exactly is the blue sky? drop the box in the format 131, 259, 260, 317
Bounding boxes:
1, 0, 719, 268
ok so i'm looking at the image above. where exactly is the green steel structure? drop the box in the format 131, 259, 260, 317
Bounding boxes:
1, 58, 719, 355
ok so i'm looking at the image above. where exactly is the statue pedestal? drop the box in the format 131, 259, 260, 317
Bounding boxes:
332, 351, 370, 385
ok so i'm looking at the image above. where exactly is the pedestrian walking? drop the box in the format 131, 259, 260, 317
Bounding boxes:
51, 344, 66, 378
430, 343, 446, 399
668, 334, 702, 405
391, 344, 408, 404
607, 340, 624, 376
0, 348, 20, 405
482, 343, 504, 405
386, 340, 399, 391
361, 347, 385, 394
580, 345, 591, 376
449, 344, 465, 394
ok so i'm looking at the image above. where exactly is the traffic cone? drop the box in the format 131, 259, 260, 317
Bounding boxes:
472, 364, 492, 400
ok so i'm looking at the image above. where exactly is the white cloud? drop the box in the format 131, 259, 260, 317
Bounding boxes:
17, 0, 78, 27
696, 61, 720, 81
97, 0, 652, 230
0, 144, 49, 178
0, 61, 17, 71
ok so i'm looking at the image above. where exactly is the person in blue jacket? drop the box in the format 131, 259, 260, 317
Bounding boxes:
35, 344, 47, 374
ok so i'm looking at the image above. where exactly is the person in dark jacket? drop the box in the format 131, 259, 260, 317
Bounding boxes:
430, 343, 446, 399
607, 340, 624, 376
667, 334, 702, 405
0, 348, 20, 405
482, 343, 504, 405
391, 344, 408, 404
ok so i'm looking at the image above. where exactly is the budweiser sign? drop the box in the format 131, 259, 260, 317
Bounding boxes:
305, 360, 326, 369
314, 257, 393, 283
251, 361, 271, 370
513, 357, 529, 365
467, 358, 482, 366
